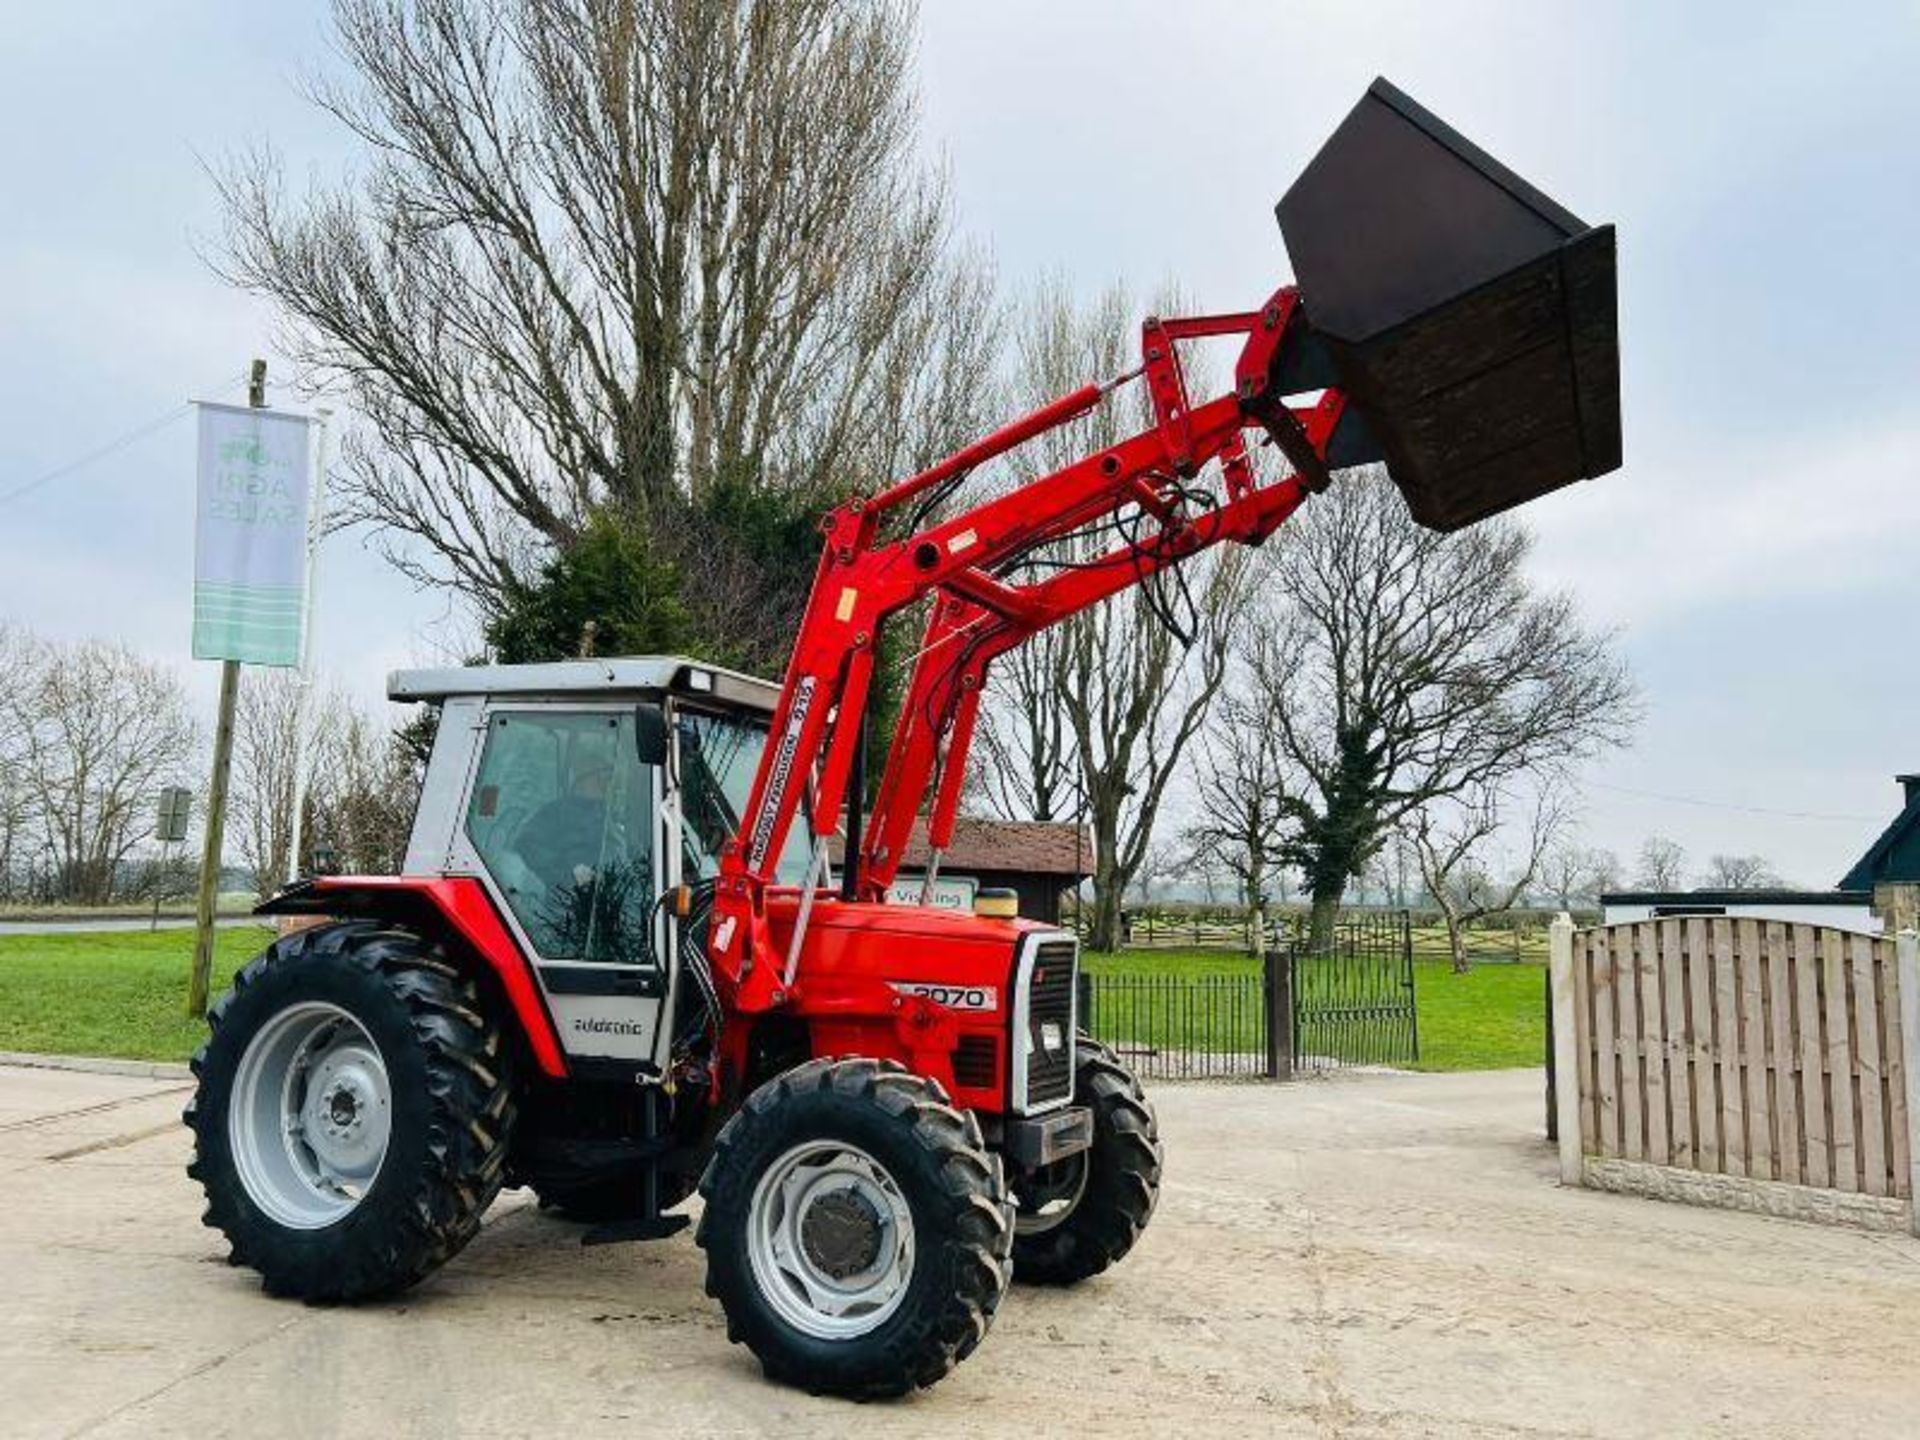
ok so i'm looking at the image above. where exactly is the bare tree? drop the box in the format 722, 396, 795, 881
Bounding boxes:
1587, 846, 1623, 898
1063, 553, 1245, 952
1409, 785, 1564, 972
1635, 835, 1687, 890
1237, 472, 1633, 950
1701, 853, 1783, 890
309, 709, 425, 875
232, 670, 353, 899
217, 0, 1000, 664
1127, 837, 1185, 908
1185, 690, 1292, 953
975, 279, 1249, 951
1183, 846, 1226, 907
7, 635, 199, 904
0, 622, 30, 901
1542, 841, 1622, 910
974, 281, 1131, 828
1379, 832, 1416, 909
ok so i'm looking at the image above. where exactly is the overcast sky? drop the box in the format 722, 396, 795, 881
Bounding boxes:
3, 1, 1917, 888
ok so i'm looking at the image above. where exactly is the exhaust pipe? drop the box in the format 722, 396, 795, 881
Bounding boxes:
1273, 78, 1620, 532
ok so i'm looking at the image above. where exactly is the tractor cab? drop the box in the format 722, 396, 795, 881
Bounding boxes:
382, 655, 1083, 1128
388, 656, 809, 1072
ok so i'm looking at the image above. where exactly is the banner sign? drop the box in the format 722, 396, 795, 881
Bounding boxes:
192, 402, 314, 666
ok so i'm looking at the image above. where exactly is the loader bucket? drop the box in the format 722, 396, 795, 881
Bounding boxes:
1275, 78, 1620, 531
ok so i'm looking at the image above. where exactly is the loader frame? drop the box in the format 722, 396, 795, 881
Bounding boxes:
710, 286, 1346, 1009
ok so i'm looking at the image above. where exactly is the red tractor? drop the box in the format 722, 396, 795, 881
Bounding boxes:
185, 80, 1619, 1397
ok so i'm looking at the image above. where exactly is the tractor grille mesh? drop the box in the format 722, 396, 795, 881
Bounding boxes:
1022, 941, 1078, 1107
952, 1034, 997, 1090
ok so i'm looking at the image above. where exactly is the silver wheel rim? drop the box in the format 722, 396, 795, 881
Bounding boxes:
1014, 1153, 1089, 1236
747, 1140, 916, 1340
228, 1001, 392, 1230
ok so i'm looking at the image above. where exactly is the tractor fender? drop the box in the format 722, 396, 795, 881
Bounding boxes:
256, 875, 568, 1078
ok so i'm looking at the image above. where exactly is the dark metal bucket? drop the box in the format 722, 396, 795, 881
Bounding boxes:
1274, 79, 1620, 532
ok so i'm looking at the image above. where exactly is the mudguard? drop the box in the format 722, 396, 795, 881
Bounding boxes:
257, 875, 568, 1078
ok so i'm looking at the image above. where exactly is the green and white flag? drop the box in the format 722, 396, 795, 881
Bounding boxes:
192, 402, 314, 667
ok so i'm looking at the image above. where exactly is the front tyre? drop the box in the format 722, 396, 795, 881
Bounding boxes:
697, 1058, 1013, 1398
1012, 1036, 1162, 1285
185, 921, 516, 1301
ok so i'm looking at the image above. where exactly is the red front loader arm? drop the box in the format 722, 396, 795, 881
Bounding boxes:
706, 288, 1344, 1007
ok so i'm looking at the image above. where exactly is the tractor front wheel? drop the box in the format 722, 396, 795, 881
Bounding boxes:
697, 1057, 1014, 1398
185, 921, 516, 1300
1011, 1036, 1161, 1284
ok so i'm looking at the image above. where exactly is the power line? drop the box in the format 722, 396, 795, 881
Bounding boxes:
0, 370, 255, 510
1583, 778, 1880, 825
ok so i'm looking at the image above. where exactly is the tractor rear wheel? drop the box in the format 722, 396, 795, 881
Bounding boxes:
697, 1057, 1013, 1398
185, 921, 516, 1301
1011, 1036, 1161, 1285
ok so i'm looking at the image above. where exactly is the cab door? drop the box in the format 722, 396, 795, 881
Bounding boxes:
455, 705, 672, 1069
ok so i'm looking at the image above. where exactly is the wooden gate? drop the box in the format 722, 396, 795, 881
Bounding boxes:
1548, 916, 1920, 1231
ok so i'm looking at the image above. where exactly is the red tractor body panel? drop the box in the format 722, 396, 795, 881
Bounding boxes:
258, 875, 570, 1079
753, 896, 1063, 1114
262, 875, 1063, 1111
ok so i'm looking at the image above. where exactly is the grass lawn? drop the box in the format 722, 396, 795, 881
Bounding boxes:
0, 927, 1545, 1074
1407, 960, 1547, 1071
0, 926, 275, 1063
1085, 947, 1546, 1071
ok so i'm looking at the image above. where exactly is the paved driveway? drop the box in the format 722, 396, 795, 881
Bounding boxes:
7, 1061, 1920, 1438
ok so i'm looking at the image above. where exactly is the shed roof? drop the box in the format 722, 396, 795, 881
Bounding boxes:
831, 817, 1095, 880
1839, 774, 1920, 890
1601, 889, 1872, 908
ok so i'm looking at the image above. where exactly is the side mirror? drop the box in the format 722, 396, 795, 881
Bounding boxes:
635, 705, 669, 766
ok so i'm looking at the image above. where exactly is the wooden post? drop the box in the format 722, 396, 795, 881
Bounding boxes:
186, 358, 265, 1018
1263, 948, 1294, 1081
1877, 884, 1920, 936
187, 660, 240, 1017
1549, 911, 1582, 1186
1897, 929, 1920, 1235
1544, 963, 1557, 1143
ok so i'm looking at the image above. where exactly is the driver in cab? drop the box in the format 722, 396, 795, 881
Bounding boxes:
513, 755, 613, 894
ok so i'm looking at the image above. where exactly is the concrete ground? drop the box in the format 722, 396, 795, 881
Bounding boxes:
7, 1063, 1920, 1439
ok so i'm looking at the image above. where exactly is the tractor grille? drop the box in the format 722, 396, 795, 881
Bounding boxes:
1019, 940, 1078, 1109
952, 1034, 998, 1091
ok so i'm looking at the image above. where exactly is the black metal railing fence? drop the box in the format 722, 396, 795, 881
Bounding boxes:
1076, 911, 1418, 1080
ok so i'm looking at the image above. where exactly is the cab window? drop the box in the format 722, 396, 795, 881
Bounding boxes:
678, 710, 811, 886
464, 710, 657, 962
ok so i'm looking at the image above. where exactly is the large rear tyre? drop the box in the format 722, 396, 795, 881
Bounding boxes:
697, 1057, 1013, 1399
185, 921, 516, 1301
1011, 1036, 1161, 1285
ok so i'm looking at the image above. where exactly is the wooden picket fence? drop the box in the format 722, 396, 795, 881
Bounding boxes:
1548, 916, 1920, 1231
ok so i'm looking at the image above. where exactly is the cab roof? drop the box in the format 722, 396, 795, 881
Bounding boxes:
386, 655, 781, 713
